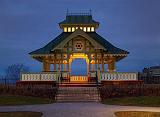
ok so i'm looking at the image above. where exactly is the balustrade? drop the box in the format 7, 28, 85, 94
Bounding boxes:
101, 72, 137, 81
21, 72, 60, 81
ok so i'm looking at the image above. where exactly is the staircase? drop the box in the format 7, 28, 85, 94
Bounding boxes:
56, 87, 100, 102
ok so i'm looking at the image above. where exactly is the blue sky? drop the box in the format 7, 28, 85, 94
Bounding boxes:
0, 0, 160, 75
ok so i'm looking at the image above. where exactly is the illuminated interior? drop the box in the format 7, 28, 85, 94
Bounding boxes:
69, 53, 89, 64
83, 27, 87, 32
63, 27, 95, 32
72, 27, 75, 32
87, 27, 90, 32
68, 27, 71, 32
64, 27, 67, 32
91, 27, 95, 32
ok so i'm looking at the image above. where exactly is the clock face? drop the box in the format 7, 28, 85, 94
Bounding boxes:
74, 41, 84, 51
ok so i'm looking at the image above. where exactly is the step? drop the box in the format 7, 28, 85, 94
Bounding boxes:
56, 87, 100, 102
58, 83, 99, 87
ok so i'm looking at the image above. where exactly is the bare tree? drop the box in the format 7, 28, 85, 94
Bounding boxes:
5, 64, 29, 80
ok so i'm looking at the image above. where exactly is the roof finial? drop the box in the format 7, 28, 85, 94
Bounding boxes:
66, 9, 69, 16
89, 9, 92, 15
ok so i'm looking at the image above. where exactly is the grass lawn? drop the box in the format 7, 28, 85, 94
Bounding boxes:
102, 96, 160, 107
115, 111, 160, 117
0, 96, 54, 106
0, 111, 42, 117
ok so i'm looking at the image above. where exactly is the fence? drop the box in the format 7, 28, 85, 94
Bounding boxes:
0, 85, 58, 100
138, 76, 160, 84
0, 78, 18, 85
99, 83, 160, 100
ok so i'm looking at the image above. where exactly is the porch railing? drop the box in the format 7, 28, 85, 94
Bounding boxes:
21, 72, 60, 81
101, 72, 138, 81
20, 72, 138, 82
70, 76, 88, 82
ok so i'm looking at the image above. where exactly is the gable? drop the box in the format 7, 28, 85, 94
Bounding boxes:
52, 29, 106, 51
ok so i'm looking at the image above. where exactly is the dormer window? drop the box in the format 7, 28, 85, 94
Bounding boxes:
68, 27, 71, 32
84, 27, 87, 32
63, 26, 95, 32
91, 27, 94, 32
72, 27, 75, 32
64, 27, 67, 32
87, 27, 90, 32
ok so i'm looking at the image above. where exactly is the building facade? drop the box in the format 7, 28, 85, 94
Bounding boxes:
139, 66, 160, 84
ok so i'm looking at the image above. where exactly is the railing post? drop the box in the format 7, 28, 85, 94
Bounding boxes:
40, 73, 42, 81
96, 71, 99, 87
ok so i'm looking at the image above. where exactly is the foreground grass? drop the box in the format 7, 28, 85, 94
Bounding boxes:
0, 111, 42, 117
115, 111, 160, 117
0, 96, 54, 105
102, 96, 160, 107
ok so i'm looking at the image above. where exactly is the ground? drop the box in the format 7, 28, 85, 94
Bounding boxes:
0, 111, 42, 117
0, 96, 53, 105
102, 96, 160, 107
0, 103, 160, 117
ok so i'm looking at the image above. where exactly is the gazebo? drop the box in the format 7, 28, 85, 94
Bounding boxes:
17, 12, 138, 86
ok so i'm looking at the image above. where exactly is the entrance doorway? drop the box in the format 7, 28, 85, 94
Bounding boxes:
68, 53, 89, 82
71, 58, 87, 75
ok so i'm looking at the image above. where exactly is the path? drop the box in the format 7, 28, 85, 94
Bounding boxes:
0, 103, 160, 117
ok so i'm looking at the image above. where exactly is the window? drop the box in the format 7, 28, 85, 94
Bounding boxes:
68, 27, 71, 32
75, 41, 84, 51
83, 27, 86, 32
87, 27, 90, 32
80, 27, 83, 30
91, 27, 95, 32
64, 27, 67, 32
72, 27, 75, 32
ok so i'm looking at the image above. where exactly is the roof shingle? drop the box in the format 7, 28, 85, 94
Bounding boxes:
29, 32, 129, 55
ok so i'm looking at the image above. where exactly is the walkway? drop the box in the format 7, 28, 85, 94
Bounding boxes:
0, 103, 160, 117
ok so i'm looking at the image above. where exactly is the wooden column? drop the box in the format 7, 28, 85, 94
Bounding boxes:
54, 59, 56, 71
108, 57, 116, 72
58, 60, 61, 71
102, 61, 104, 72
43, 56, 50, 72
68, 62, 70, 72
87, 59, 90, 76
64, 63, 67, 71
92, 63, 95, 71
98, 60, 100, 69
108, 61, 115, 72
43, 62, 50, 72
68, 58, 71, 73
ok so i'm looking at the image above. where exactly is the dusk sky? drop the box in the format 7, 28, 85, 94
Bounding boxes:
0, 0, 160, 75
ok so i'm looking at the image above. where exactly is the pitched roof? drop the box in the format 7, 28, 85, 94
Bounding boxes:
29, 32, 129, 55
29, 32, 71, 55
59, 15, 99, 25
88, 33, 129, 54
